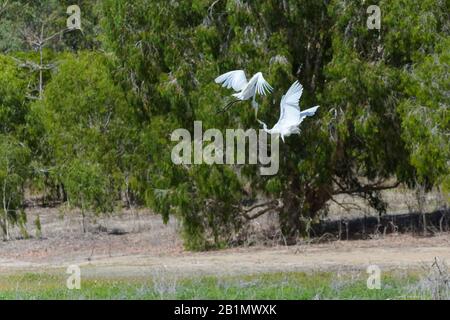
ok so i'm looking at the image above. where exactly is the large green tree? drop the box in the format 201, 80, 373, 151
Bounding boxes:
31, 52, 132, 223
102, 0, 449, 249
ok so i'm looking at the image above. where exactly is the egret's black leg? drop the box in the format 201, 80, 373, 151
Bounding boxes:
216, 99, 241, 115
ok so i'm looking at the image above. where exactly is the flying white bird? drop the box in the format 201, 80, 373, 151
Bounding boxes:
215, 70, 273, 115
258, 81, 319, 142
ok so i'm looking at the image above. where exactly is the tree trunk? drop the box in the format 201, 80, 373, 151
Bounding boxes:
279, 184, 332, 245
81, 210, 86, 233
279, 191, 302, 245
2, 179, 9, 241
422, 212, 427, 236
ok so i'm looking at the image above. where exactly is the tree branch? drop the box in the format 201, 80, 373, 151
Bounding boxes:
241, 199, 283, 220
332, 177, 400, 195
0, 0, 9, 17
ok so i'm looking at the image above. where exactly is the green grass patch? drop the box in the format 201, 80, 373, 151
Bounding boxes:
0, 269, 441, 300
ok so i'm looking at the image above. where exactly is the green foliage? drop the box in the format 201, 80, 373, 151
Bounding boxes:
34, 214, 42, 239
39, 53, 127, 162
329, 0, 449, 197
34, 52, 131, 216
399, 38, 450, 194
63, 159, 114, 215
0, 135, 30, 239
0, 55, 28, 135
0, 0, 102, 52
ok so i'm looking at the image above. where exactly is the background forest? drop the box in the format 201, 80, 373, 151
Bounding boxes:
0, 0, 448, 250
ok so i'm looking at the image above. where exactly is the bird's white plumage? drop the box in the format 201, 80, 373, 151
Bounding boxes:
215, 70, 272, 114
215, 70, 248, 92
259, 81, 319, 142
254, 72, 273, 97
299, 106, 320, 118
282, 80, 303, 108
233, 72, 272, 101
277, 81, 303, 129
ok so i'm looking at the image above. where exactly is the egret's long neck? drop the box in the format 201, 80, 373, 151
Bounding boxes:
257, 120, 270, 133
252, 98, 259, 117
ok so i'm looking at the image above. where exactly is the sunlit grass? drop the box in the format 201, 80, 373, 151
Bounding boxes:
0, 269, 438, 300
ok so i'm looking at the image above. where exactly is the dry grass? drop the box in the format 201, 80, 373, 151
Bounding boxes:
411, 258, 450, 299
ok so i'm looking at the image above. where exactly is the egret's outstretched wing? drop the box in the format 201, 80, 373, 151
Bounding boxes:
215, 70, 248, 92
299, 106, 320, 118
254, 72, 273, 96
282, 81, 303, 110
277, 81, 303, 129
263, 81, 318, 141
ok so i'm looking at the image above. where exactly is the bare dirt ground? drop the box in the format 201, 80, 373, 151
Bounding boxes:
1, 190, 449, 278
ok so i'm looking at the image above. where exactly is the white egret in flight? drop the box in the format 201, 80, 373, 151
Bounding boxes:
258, 81, 319, 142
215, 70, 272, 115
